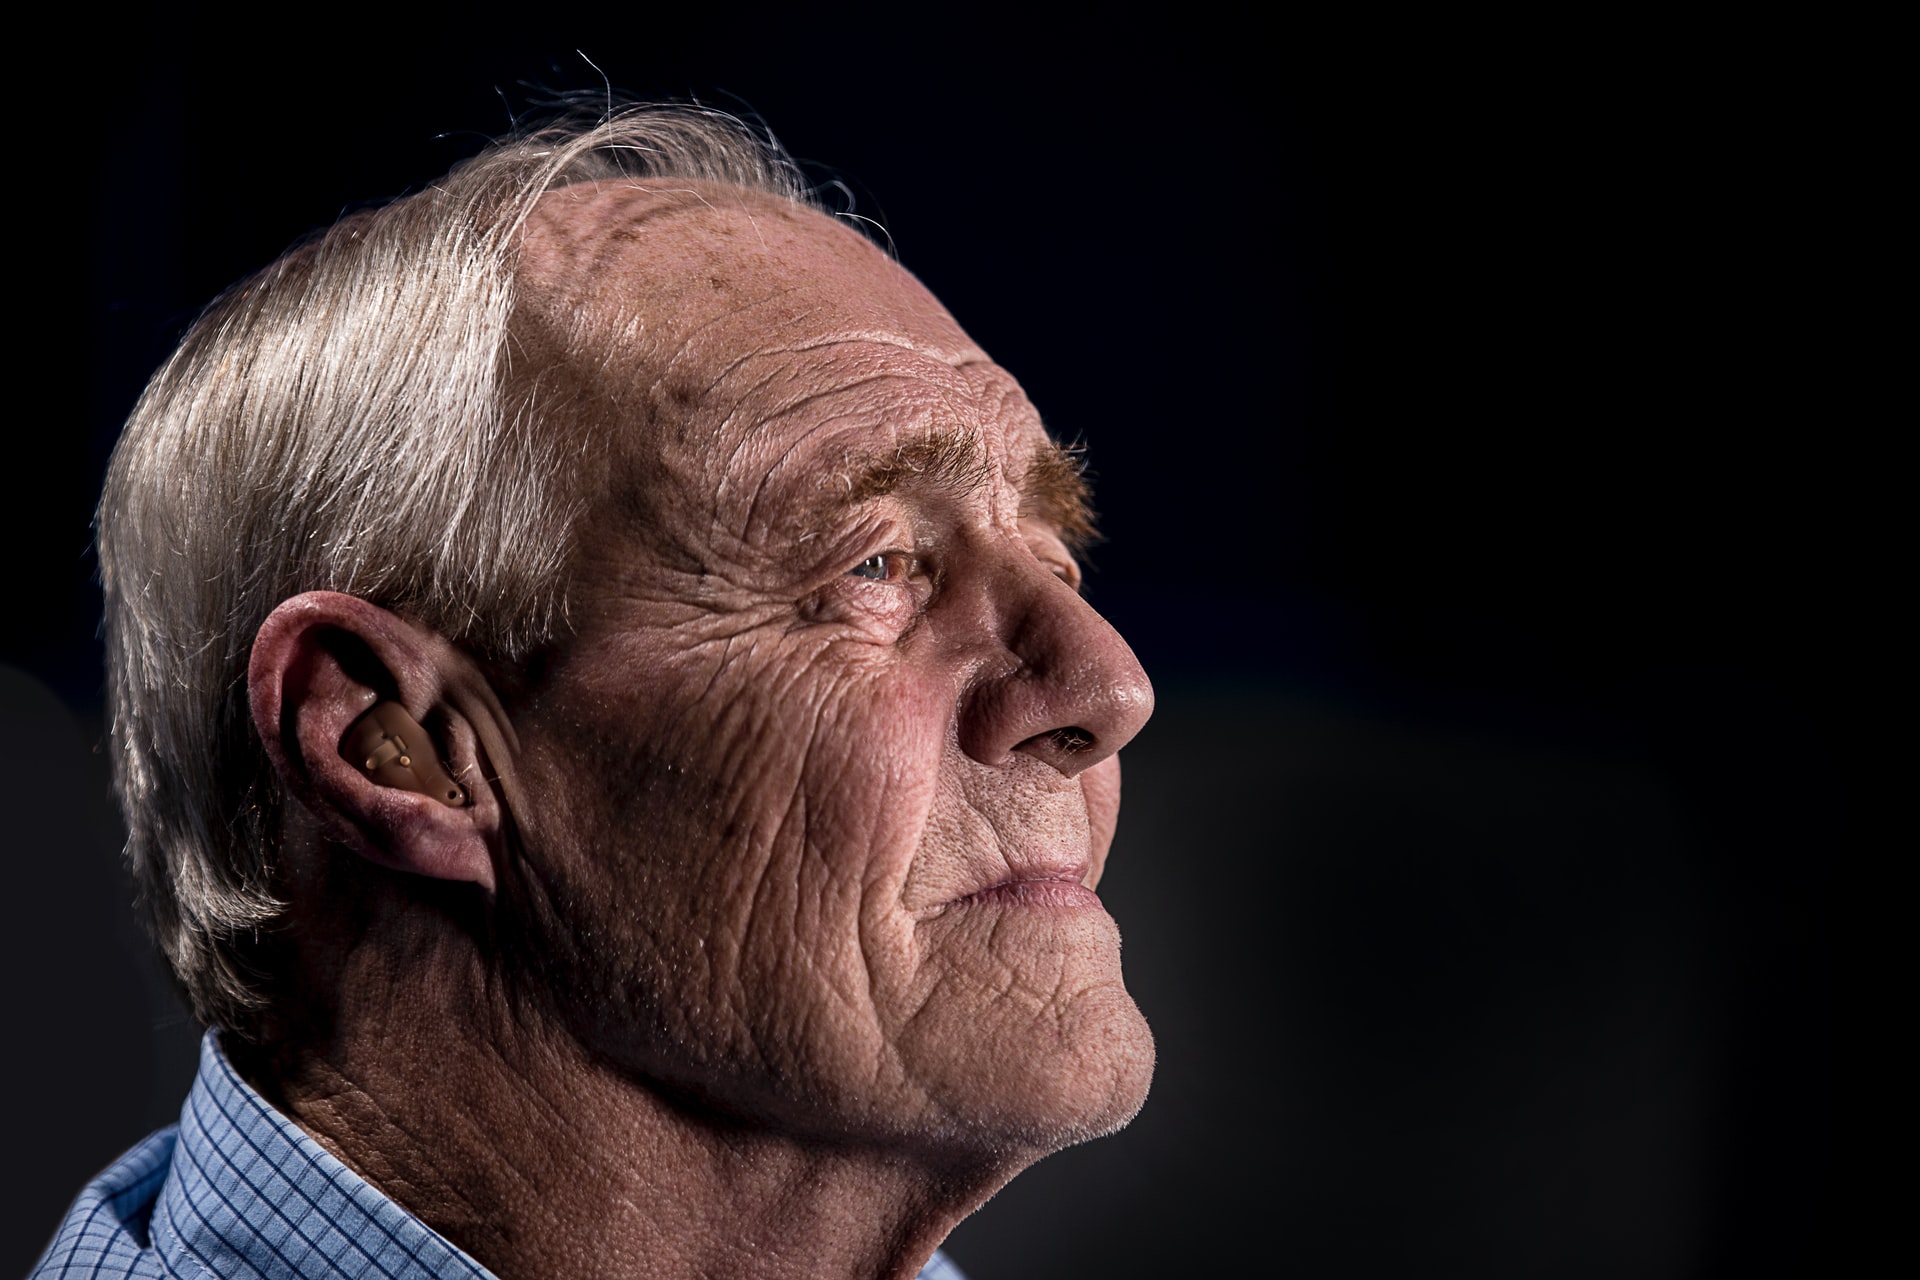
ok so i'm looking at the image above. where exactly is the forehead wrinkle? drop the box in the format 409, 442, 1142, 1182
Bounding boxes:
729, 372, 948, 529
712, 343, 986, 540
662, 331, 988, 426
616, 284, 987, 413
624, 287, 816, 410
700, 336, 966, 416
729, 366, 1050, 544
761, 329, 989, 364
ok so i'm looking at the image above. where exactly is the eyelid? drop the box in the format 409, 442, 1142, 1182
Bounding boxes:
1019, 521, 1083, 591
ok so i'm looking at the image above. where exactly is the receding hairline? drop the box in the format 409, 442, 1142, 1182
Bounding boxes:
534, 173, 830, 226
95, 104, 848, 1037
511, 174, 1004, 547
518, 175, 890, 299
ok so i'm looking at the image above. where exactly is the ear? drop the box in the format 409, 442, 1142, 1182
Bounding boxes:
248, 591, 509, 891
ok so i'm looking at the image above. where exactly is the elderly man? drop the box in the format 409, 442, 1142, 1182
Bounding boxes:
40, 107, 1154, 1280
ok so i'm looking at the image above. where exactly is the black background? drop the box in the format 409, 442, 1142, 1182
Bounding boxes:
3, 6, 1865, 1277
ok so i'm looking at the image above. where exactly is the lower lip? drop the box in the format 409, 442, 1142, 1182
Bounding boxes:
963, 880, 1103, 909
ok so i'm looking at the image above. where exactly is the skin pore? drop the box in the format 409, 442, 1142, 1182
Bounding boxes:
244, 181, 1155, 1279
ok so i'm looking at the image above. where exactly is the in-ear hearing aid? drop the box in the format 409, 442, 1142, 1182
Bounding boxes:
342, 702, 468, 807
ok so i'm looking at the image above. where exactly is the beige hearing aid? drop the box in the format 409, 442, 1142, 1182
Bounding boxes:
342, 702, 468, 807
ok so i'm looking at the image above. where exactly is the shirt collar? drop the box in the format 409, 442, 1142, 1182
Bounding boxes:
143, 1030, 965, 1280
151, 1031, 497, 1280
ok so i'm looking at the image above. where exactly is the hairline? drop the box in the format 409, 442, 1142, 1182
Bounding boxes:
97, 106, 835, 1037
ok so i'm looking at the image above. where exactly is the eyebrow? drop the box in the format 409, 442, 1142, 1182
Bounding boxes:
830, 431, 1099, 553
1020, 439, 1099, 554
841, 430, 991, 504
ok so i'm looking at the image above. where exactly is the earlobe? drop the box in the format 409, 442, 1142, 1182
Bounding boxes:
344, 702, 469, 808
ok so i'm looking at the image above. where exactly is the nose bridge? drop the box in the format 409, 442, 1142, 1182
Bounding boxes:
951, 541, 1154, 777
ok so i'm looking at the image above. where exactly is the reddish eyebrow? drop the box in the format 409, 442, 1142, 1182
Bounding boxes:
840, 430, 991, 504
828, 430, 1099, 552
1020, 441, 1099, 554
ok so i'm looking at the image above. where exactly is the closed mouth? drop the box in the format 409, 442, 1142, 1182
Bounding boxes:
954, 873, 1101, 910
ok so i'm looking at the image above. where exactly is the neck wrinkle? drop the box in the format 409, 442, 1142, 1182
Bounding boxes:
256, 923, 1012, 1280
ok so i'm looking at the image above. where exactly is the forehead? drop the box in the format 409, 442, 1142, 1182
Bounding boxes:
518, 180, 978, 359
513, 182, 1050, 524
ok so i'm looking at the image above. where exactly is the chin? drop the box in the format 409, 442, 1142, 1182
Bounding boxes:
901, 982, 1157, 1163
1016, 987, 1156, 1150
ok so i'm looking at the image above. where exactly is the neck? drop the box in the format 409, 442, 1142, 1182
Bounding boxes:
245, 915, 1014, 1280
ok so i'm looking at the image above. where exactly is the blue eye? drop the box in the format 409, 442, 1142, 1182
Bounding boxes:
850, 552, 923, 582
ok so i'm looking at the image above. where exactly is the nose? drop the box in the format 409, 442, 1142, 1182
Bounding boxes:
954, 557, 1155, 778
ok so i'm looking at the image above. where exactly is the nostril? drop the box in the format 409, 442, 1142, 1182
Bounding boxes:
1039, 726, 1095, 755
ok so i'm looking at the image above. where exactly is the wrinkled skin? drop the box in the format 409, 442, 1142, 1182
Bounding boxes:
499, 181, 1157, 1154
250, 180, 1158, 1278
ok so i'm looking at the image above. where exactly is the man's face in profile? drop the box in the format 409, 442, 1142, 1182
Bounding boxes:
495, 182, 1155, 1153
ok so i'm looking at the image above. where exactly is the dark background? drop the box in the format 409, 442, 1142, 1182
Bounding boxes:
4, 6, 1864, 1277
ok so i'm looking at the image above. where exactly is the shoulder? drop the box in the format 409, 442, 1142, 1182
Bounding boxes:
919, 1248, 971, 1280
32, 1126, 179, 1278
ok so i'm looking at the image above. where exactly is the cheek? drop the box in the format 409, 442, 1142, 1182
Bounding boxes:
683, 656, 968, 1126
757, 661, 952, 1005
497, 638, 829, 1059
795, 664, 950, 860
531, 634, 957, 1071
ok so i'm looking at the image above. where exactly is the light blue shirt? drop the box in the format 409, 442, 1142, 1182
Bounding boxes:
36, 1031, 968, 1279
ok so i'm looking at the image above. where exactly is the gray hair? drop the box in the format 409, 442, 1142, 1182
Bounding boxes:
97, 106, 819, 1036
